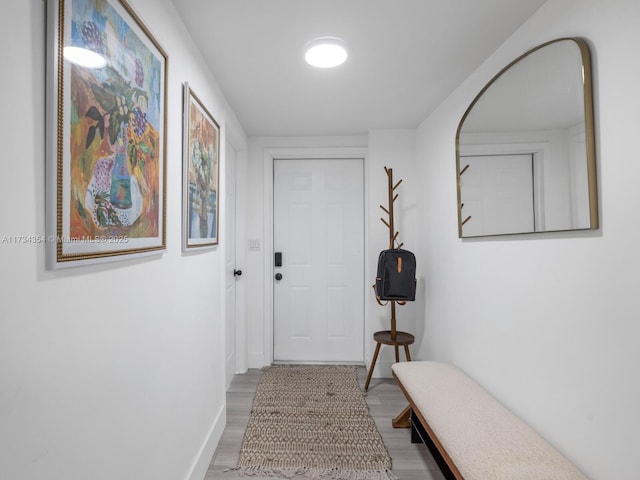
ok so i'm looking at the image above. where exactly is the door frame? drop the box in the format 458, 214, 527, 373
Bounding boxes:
262, 147, 369, 365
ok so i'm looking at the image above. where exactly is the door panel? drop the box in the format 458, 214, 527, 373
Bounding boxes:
273, 158, 364, 362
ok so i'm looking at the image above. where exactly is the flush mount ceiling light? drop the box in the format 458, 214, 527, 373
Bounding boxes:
63, 46, 107, 69
304, 37, 348, 68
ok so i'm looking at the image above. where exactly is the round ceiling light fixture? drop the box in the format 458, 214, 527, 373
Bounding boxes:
304, 37, 348, 68
63, 46, 107, 69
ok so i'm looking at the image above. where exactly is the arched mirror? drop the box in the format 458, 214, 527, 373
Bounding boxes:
456, 38, 598, 238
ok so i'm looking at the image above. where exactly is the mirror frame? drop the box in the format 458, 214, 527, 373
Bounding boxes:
455, 37, 598, 238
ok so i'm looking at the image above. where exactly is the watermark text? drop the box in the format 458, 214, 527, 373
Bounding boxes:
1, 235, 130, 244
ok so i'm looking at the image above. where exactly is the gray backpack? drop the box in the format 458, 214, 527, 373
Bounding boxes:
375, 249, 416, 301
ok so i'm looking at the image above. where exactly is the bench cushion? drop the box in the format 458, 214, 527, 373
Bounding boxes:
392, 361, 587, 480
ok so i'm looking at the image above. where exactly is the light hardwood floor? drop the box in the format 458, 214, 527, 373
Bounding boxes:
204, 367, 445, 480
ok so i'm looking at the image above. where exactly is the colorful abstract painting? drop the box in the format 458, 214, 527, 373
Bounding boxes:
47, 0, 166, 268
182, 83, 220, 250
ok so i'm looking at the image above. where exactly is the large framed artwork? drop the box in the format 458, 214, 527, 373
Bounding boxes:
46, 0, 167, 268
182, 83, 220, 250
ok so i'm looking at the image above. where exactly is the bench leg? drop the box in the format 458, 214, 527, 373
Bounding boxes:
392, 405, 411, 429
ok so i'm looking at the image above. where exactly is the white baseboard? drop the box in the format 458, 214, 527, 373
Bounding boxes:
186, 404, 227, 480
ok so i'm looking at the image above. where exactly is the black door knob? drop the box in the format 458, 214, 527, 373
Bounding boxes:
275, 273, 283, 281
234, 269, 242, 276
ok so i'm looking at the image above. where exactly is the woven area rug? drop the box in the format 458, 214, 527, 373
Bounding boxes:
234, 365, 395, 479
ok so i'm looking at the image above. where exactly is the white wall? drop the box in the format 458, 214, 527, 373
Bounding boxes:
244, 136, 366, 367
243, 133, 417, 374
0, 1, 246, 479
414, 0, 640, 478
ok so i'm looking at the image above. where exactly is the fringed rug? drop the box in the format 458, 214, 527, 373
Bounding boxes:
233, 365, 395, 479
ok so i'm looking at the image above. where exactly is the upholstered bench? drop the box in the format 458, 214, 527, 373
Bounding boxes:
392, 361, 588, 480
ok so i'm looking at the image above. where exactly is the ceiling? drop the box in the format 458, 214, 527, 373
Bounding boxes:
170, 0, 547, 137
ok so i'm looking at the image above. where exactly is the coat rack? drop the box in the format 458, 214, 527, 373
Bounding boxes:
459, 163, 472, 226
364, 167, 415, 396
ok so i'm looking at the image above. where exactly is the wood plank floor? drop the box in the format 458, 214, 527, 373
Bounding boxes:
204, 367, 445, 480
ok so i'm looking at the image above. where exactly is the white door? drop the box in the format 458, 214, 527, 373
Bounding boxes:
224, 140, 237, 389
273, 158, 364, 363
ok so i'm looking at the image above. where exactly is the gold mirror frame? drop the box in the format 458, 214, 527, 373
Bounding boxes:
455, 38, 598, 238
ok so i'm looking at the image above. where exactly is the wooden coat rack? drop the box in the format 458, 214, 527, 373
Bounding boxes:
364, 167, 415, 400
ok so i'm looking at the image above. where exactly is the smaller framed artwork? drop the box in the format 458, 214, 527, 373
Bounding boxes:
182, 83, 220, 250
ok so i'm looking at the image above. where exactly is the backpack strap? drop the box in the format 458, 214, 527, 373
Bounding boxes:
372, 284, 408, 305
372, 283, 388, 306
